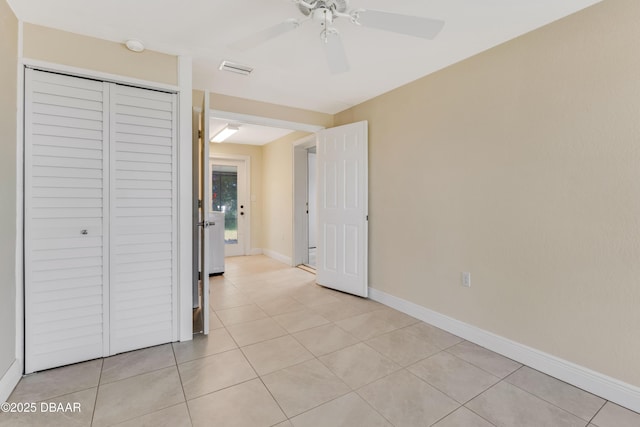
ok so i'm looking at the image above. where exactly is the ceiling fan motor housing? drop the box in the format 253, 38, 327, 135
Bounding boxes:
298, 0, 349, 18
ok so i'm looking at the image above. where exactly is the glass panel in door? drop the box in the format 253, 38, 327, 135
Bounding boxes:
211, 159, 247, 257
212, 165, 238, 244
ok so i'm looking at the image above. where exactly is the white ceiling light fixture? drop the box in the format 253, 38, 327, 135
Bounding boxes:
125, 39, 145, 53
211, 124, 240, 143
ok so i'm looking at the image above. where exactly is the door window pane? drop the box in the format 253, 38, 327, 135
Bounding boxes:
212, 165, 238, 244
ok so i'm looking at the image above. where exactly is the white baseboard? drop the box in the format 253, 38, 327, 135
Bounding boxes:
262, 249, 292, 266
369, 287, 640, 413
248, 248, 263, 256
0, 359, 22, 403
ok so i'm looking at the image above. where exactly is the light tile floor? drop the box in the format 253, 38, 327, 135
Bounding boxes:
2, 255, 640, 426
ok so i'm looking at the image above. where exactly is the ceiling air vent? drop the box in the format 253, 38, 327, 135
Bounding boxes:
219, 60, 254, 76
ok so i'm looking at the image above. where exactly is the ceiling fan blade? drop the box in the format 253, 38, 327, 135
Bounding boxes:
230, 19, 300, 51
356, 10, 445, 39
323, 30, 350, 74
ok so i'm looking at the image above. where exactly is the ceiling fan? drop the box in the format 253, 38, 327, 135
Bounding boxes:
230, 0, 445, 74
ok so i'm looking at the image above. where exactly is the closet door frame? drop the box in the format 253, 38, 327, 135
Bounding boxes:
22, 61, 185, 372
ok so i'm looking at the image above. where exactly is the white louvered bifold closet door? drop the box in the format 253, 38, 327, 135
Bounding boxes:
109, 85, 178, 354
24, 69, 109, 373
25, 69, 178, 373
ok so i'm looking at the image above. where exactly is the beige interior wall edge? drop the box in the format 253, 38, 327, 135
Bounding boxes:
22, 23, 178, 86
335, 0, 640, 388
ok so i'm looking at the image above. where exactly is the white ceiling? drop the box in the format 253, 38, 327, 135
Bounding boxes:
7, 0, 602, 114
210, 117, 294, 145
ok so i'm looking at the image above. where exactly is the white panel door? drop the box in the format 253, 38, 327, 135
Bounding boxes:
316, 121, 368, 297
24, 69, 109, 373
109, 84, 178, 353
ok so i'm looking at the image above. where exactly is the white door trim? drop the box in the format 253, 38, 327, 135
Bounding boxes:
207, 110, 324, 134
14, 23, 25, 376
21, 58, 180, 93
177, 56, 193, 342
209, 154, 251, 256
292, 135, 316, 267
201, 92, 211, 335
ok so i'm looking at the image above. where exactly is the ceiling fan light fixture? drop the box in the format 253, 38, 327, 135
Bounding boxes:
312, 8, 334, 25
219, 60, 254, 76
211, 124, 240, 143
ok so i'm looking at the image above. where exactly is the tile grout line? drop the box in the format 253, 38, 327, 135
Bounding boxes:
427, 406, 464, 427
442, 345, 521, 380
171, 341, 194, 427
462, 398, 500, 427
407, 357, 499, 408
352, 381, 399, 426
93, 353, 188, 426
502, 373, 606, 423
586, 398, 607, 426
97, 348, 178, 386
90, 358, 104, 427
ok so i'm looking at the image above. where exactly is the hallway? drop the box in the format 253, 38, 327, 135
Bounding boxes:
1, 255, 638, 426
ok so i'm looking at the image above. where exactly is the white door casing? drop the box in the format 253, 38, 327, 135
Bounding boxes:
308, 151, 317, 250
292, 135, 316, 267
24, 69, 179, 372
200, 92, 211, 335
316, 121, 368, 297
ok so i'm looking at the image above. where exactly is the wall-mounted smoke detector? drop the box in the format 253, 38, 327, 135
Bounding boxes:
125, 39, 145, 53
219, 60, 253, 76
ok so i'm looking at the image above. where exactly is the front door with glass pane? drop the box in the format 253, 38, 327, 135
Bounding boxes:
210, 158, 247, 257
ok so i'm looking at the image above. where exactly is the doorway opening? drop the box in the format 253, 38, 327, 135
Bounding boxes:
210, 156, 250, 257
293, 135, 317, 270
306, 146, 317, 269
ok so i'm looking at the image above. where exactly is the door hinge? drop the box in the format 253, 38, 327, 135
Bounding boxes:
366, 215, 369, 221
198, 130, 202, 139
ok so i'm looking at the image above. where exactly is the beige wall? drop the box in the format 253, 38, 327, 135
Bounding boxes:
210, 142, 264, 252
0, 0, 18, 378
335, 0, 640, 387
262, 132, 310, 259
23, 23, 177, 86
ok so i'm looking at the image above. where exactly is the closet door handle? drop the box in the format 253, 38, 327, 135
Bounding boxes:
81, 229, 88, 235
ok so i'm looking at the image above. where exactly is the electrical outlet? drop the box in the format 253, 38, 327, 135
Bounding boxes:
462, 272, 471, 288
